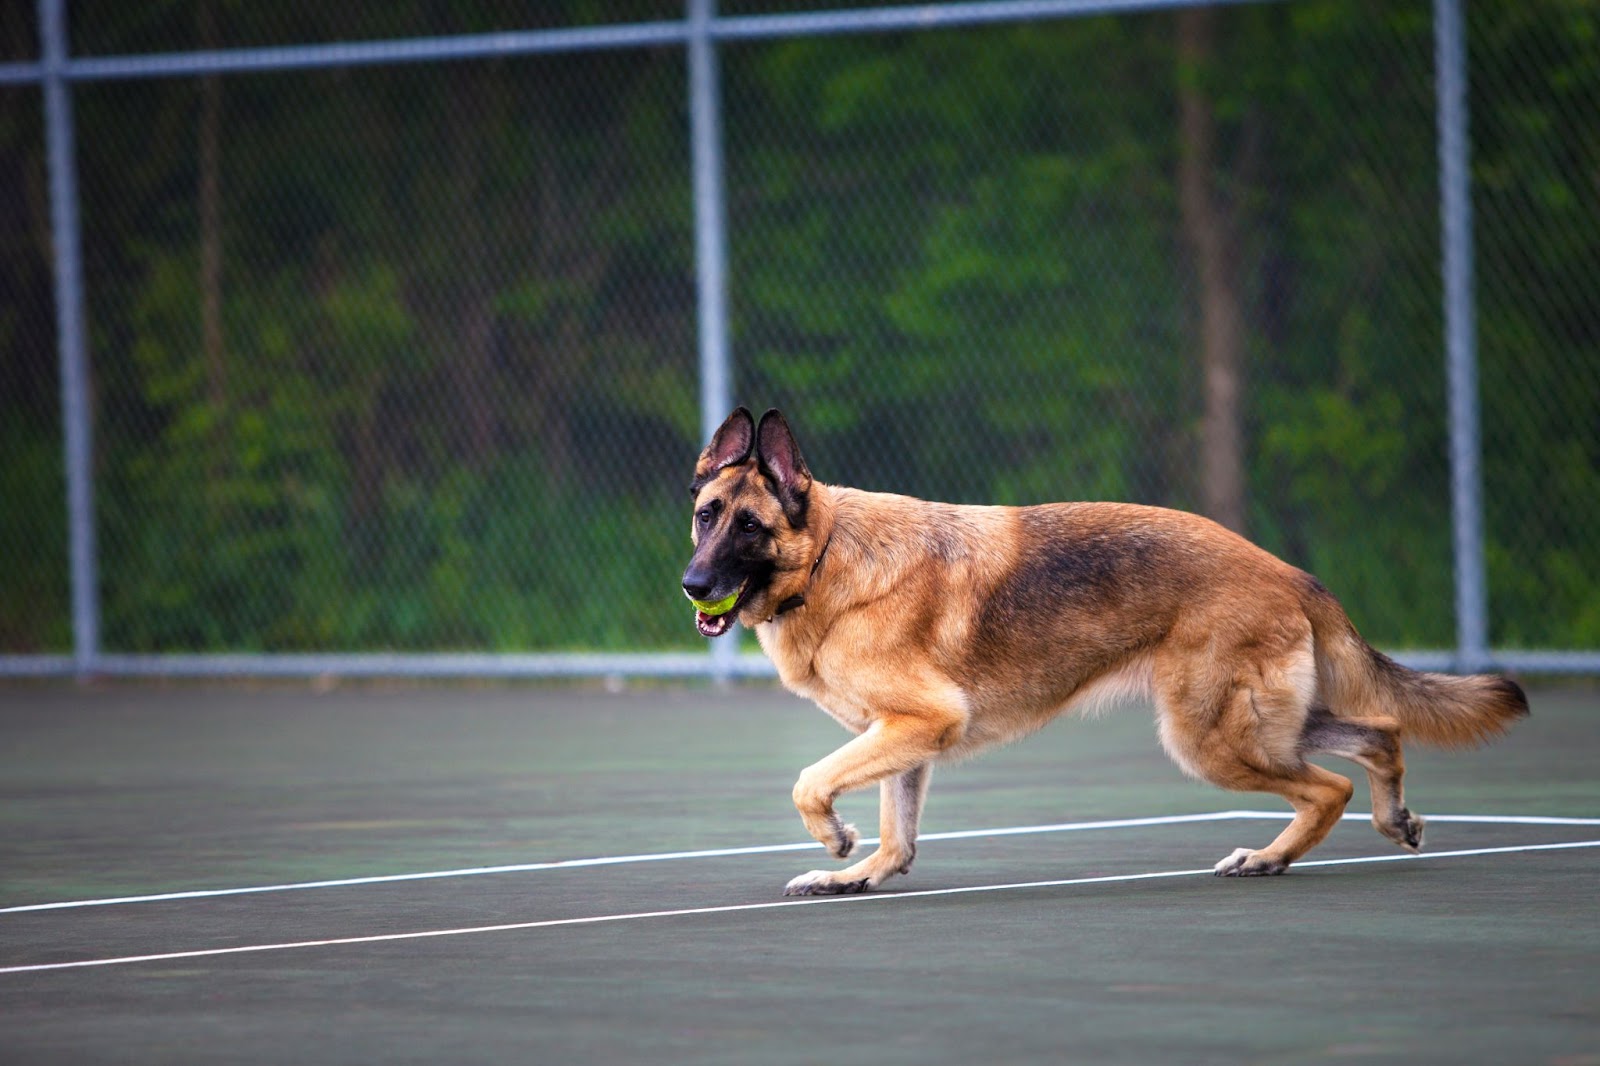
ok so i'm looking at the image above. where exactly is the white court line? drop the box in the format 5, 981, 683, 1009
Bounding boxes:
0, 811, 1245, 914
5, 809, 1599, 915
3, 838, 1597, 976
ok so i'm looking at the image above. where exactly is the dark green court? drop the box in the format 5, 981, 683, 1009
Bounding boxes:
2, 682, 1596, 1064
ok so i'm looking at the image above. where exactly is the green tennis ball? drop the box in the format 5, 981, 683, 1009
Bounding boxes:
690, 589, 740, 616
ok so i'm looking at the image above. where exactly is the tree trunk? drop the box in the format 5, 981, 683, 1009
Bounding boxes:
446, 64, 498, 470
198, 0, 226, 420
1177, 6, 1248, 536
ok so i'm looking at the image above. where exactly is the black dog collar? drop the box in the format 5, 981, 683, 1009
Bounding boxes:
773, 534, 832, 617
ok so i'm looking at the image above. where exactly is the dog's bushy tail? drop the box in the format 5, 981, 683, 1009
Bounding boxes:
1301, 577, 1528, 748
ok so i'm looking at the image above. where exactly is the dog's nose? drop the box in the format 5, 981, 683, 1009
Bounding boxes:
682, 574, 714, 601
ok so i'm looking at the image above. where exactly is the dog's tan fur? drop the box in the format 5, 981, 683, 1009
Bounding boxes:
683, 408, 1529, 895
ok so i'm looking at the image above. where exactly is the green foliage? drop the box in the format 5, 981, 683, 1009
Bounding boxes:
1471, 0, 1600, 648
0, 420, 70, 651
0, 1, 1595, 655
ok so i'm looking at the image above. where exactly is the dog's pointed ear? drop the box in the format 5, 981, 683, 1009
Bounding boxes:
756, 408, 812, 525
691, 406, 755, 493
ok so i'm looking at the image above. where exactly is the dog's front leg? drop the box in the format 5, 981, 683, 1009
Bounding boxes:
783, 763, 932, 896
782, 706, 959, 896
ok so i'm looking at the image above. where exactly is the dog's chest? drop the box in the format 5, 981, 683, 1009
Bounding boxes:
754, 620, 875, 734
791, 675, 876, 735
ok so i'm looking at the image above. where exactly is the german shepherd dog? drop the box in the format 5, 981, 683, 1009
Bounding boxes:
683, 407, 1528, 896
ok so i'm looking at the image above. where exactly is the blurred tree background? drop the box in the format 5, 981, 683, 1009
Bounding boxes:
1, 0, 1596, 656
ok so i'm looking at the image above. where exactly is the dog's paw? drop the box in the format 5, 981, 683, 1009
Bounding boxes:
1213, 847, 1288, 877
1376, 809, 1425, 853
783, 870, 872, 897
828, 821, 859, 860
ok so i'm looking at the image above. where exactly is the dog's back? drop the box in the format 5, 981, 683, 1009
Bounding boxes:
759, 491, 1292, 743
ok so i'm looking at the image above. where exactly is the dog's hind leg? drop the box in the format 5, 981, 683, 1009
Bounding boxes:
1206, 759, 1354, 876
784, 763, 931, 896
1300, 710, 1424, 851
1156, 642, 1354, 876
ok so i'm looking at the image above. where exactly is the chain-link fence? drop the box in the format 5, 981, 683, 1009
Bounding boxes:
2, 0, 1596, 678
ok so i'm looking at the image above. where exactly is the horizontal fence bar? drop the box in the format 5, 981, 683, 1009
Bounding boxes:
46, 22, 690, 82
5, 649, 1597, 680
1490, 650, 1600, 675
0, 0, 1283, 85
0, 656, 78, 677
714, 0, 1277, 41
0, 61, 44, 85
0, 652, 775, 679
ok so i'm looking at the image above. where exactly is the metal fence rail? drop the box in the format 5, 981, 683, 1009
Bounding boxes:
1, 0, 1595, 679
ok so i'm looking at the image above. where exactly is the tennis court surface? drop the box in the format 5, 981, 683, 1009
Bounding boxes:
3, 681, 1597, 1064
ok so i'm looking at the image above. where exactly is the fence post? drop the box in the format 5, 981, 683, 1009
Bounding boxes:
1434, 0, 1489, 674
39, 0, 100, 680
688, 0, 737, 682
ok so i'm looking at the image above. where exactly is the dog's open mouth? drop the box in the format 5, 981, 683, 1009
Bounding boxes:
692, 580, 750, 639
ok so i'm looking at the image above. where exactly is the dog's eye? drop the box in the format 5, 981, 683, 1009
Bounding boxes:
741, 518, 762, 535
697, 508, 713, 526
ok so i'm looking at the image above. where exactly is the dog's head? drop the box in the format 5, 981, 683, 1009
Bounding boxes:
682, 407, 820, 637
